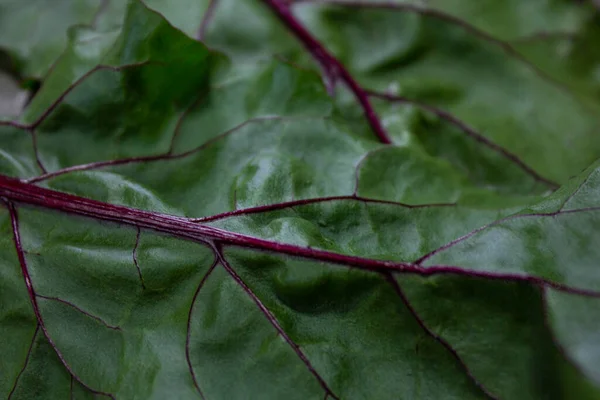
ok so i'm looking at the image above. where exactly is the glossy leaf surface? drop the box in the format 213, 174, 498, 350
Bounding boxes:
1, 1, 599, 399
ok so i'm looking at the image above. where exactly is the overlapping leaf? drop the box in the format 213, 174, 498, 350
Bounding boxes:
1, 1, 600, 399
0, 0, 102, 78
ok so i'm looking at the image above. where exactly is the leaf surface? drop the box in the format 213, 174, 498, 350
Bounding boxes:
1, 1, 600, 399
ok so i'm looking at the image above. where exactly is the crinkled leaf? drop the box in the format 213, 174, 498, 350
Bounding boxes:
298, 3, 600, 184
1, 1, 600, 399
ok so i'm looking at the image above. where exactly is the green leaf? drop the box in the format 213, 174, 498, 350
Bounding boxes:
300, 3, 600, 183
1, 0, 600, 399
0, 0, 102, 78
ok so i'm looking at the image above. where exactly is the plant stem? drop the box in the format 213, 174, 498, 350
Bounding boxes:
262, 0, 393, 144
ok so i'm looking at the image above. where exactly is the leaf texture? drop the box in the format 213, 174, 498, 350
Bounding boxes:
1, 1, 600, 399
